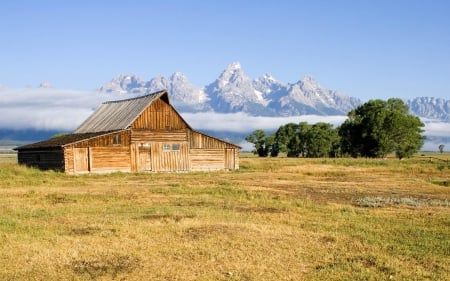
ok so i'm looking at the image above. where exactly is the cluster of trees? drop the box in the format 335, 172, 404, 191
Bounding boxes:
246, 99, 425, 159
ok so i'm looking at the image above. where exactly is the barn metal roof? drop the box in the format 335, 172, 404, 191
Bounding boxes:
74, 90, 168, 133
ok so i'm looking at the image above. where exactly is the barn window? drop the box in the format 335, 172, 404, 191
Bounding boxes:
113, 134, 121, 145
163, 143, 180, 151
140, 143, 151, 148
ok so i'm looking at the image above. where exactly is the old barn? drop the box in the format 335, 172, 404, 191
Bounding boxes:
15, 90, 239, 173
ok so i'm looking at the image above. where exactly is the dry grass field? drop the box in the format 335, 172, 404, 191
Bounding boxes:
0, 154, 449, 280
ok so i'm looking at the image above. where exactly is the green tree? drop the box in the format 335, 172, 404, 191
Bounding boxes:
338, 116, 362, 157
304, 122, 340, 157
245, 129, 274, 157
274, 122, 311, 157
339, 98, 425, 159
439, 144, 445, 154
266, 133, 279, 157
274, 123, 299, 156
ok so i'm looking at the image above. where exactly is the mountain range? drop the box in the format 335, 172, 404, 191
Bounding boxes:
99, 61, 450, 121
1, 62, 449, 151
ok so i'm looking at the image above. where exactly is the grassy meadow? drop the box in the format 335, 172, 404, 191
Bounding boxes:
0, 154, 449, 280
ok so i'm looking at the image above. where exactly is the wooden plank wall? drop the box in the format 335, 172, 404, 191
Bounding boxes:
73, 148, 89, 172
188, 131, 240, 170
132, 99, 188, 130
130, 143, 138, 172
131, 130, 187, 143
71, 131, 130, 148
151, 142, 189, 172
90, 147, 131, 172
65, 131, 131, 174
234, 149, 240, 170
64, 147, 74, 173
189, 131, 236, 149
65, 146, 131, 174
189, 149, 226, 171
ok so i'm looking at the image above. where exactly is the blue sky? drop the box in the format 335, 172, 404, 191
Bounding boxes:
1, 0, 449, 101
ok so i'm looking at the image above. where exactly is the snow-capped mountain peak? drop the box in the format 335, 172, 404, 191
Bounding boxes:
215, 61, 247, 87
299, 75, 321, 91
227, 61, 242, 71
170, 71, 188, 82
262, 73, 276, 81
205, 61, 271, 112
99, 62, 362, 116
99, 74, 146, 94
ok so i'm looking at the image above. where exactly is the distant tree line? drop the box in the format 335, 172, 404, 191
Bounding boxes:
246, 99, 425, 159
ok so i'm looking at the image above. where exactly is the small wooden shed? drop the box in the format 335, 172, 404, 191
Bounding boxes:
15, 90, 239, 173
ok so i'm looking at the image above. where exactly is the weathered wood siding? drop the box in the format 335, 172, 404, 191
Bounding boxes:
132, 99, 188, 130
150, 142, 189, 172
130, 126, 189, 172
188, 131, 240, 170
224, 148, 236, 170
137, 145, 152, 171
131, 129, 188, 143
65, 146, 131, 174
71, 131, 130, 148
189, 149, 225, 171
189, 131, 236, 149
90, 147, 131, 173
64, 147, 75, 173
73, 148, 89, 172
64, 131, 132, 174
63, 128, 239, 173
18, 149, 65, 171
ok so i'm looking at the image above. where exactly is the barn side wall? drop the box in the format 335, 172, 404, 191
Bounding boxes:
18, 149, 65, 171
64, 131, 131, 174
188, 131, 239, 170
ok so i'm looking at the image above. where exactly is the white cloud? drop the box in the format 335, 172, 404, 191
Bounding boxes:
1, 86, 449, 152
0, 87, 122, 131
182, 112, 347, 133
423, 121, 450, 137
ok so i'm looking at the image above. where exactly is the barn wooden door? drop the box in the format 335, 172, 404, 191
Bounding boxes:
73, 148, 89, 173
138, 145, 152, 171
224, 148, 235, 170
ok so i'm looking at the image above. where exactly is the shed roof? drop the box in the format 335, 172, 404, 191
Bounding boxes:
15, 131, 121, 151
74, 90, 169, 133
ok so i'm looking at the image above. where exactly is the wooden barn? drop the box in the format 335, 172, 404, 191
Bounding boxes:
15, 90, 240, 173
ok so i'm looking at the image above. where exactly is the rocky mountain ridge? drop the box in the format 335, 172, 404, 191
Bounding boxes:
100, 62, 450, 121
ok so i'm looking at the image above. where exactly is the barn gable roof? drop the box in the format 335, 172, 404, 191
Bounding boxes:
74, 90, 169, 134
